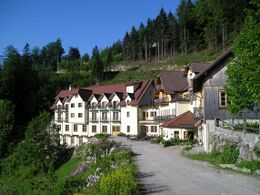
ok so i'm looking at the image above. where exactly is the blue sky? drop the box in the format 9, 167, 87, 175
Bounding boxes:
0, 0, 180, 56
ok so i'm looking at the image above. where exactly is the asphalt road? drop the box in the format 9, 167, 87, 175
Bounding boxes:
113, 137, 260, 195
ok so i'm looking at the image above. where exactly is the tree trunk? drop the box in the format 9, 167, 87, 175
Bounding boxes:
222, 22, 225, 53
157, 41, 160, 62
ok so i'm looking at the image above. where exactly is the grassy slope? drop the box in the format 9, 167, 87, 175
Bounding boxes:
105, 49, 222, 84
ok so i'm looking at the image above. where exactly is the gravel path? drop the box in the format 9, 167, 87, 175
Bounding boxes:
113, 137, 260, 195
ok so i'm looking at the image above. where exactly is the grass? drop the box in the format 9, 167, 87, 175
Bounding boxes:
55, 157, 81, 179
236, 160, 260, 172
105, 49, 222, 84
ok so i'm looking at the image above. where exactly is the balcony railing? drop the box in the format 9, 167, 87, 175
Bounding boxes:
154, 115, 176, 121
153, 98, 170, 104
193, 107, 203, 118
112, 117, 121, 122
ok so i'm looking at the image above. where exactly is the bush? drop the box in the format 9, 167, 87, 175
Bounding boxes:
94, 133, 109, 140
253, 146, 260, 158
236, 160, 260, 172
219, 143, 239, 164
162, 138, 181, 147
99, 165, 139, 195
152, 136, 163, 144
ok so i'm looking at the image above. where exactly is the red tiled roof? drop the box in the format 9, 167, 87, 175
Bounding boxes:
55, 88, 92, 101
161, 111, 201, 129
159, 70, 188, 94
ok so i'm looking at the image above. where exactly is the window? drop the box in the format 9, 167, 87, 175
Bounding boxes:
112, 101, 118, 109
127, 111, 130, 117
143, 112, 148, 119
79, 137, 83, 145
65, 104, 69, 110
91, 102, 96, 108
92, 125, 97, 133
71, 113, 75, 118
102, 126, 107, 133
63, 136, 66, 144
82, 125, 87, 132
71, 137, 74, 145
78, 103, 82, 107
174, 131, 179, 138
58, 113, 62, 121
150, 111, 157, 117
101, 101, 107, 108
127, 126, 130, 133
113, 112, 119, 121
112, 126, 120, 132
151, 126, 157, 132
102, 112, 107, 121
71, 103, 75, 108
74, 125, 77, 132
65, 125, 69, 131
127, 100, 130, 105
78, 113, 82, 118
219, 90, 228, 108
92, 112, 97, 121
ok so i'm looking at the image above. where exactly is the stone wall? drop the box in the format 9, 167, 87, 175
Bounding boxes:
208, 126, 260, 161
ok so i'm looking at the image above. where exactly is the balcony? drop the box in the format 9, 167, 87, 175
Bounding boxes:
111, 117, 121, 122
154, 115, 176, 121
153, 98, 170, 105
193, 107, 203, 118
89, 117, 99, 122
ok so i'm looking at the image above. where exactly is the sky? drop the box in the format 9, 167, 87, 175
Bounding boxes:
0, 0, 180, 57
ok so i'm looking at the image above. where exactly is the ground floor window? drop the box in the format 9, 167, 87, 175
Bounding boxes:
79, 137, 83, 145
174, 131, 179, 138
92, 125, 97, 133
82, 124, 87, 132
71, 137, 74, 145
63, 136, 66, 144
102, 125, 107, 133
151, 126, 157, 132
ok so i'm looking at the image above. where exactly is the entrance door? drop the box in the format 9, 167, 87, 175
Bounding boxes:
112, 126, 120, 136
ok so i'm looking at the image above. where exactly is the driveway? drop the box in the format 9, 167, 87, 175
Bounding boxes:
113, 137, 260, 195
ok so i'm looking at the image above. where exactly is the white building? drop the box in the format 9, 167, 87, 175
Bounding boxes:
51, 81, 154, 146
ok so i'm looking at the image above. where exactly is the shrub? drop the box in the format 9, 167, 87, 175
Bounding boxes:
219, 144, 239, 164
99, 165, 139, 195
153, 135, 163, 144
94, 133, 109, 140
253, 146, 260, 158
236, 160, 260, 172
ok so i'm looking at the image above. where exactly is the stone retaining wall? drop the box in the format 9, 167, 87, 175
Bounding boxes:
209, 126, 260, 161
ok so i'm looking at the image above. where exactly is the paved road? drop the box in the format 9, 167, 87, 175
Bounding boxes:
113, 137, 260, 195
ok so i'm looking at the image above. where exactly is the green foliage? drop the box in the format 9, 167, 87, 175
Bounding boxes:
186, 143, 239, 165
236, 160, 260, 172
253, 146, 260, 158
219, 144, 239, 164
94, 133, 109, 140
0, 99, 13, 158
153, 135, 163, 143
226, 1, 260, 113
161, 138, 181, 147
99, 165, 139, 195
1, 112, 65, 173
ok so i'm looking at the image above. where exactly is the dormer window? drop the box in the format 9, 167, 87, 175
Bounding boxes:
112, 101, 118, 109
91, 102, 96, 108
101, 101, 107, 108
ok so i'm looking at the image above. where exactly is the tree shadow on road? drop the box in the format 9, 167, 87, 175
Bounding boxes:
138, 172, 171, 194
